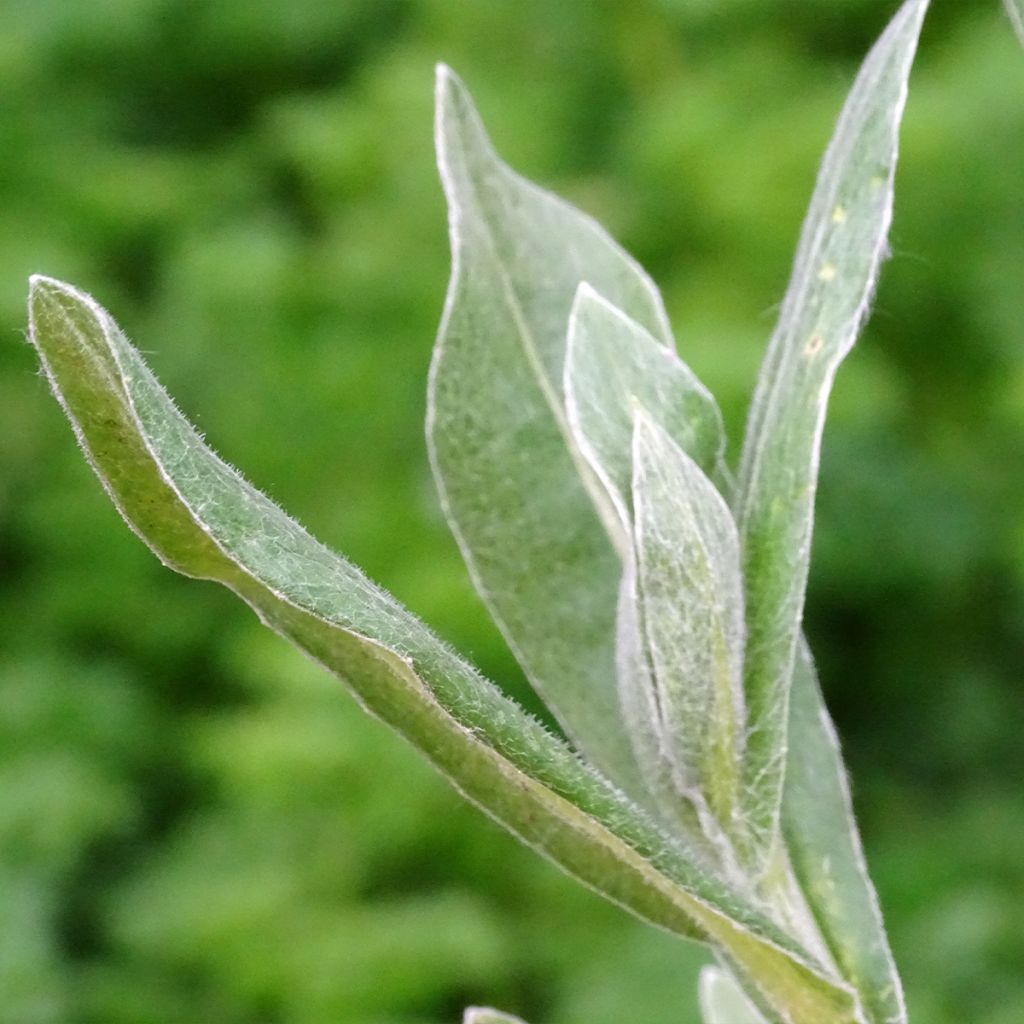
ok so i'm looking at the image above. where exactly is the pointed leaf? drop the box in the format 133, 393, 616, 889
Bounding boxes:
699, 966, 771, 1024
429, 65, 676, 799
563, 284, 729, 849
28, 276, 863, 1024
629, 412, 746, 847
734, 0, 929, 856
564, 283, 727, 533
783, 643, 906, 1024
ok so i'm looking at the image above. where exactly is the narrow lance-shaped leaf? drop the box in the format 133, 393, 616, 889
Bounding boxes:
699, 966, 771, 1024
629, 411, 747, 858
782, 642, 906, 1024
563, 285, 729, 850
734, 0, 929, 858
429, 64, 677, 803
1004, 0, 1024, 46
27, 277, 864, 1024
559, 281, 888, 1018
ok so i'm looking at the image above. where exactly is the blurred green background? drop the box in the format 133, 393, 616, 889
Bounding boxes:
2, 2, 1023, 1022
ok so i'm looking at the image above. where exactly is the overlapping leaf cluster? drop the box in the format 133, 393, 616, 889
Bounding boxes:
27, 2, 934, 1022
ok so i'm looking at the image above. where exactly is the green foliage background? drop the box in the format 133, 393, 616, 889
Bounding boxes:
2, 2, 1022, 1022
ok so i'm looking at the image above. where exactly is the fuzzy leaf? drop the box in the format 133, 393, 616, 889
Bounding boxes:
27, 276, 863, 1024
1005, 0, 1024, 46
429, 64, 676, 802
563, 285, 730, 850
783, 643, 905, 1024
615, 553, 723, 858
628, 412, 746, 850
699, 966, 770, 1024
564, 283, 727, 533
734, 0, 929, 857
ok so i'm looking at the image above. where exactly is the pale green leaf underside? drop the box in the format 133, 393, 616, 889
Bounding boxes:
630, 412, 746, 847
1005, 0, 1024, 46
28, 277, 861, 1024
429, 64, 677, 804
463, 1008, 528, 1024
700, 966, 770, 1024
564, 283, 727, 537
734, 0, 929, 860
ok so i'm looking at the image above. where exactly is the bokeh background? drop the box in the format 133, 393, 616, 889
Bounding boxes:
2, 2, 1023, 1022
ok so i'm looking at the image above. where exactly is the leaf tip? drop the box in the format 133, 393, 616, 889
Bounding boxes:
28, 273, 69, 314
628, 402, 663, 490
569, 279, 615, 324
434, 61, 457, 96
630, 400, 659, 444
28, 272, 59, 292
434, 62, 471, 130
28, 273, 92, 314
28, 275, 78, 345
433, 63, 486, 193
26, 275, 107, 352
566, 280, 605, 344
570, 283, 653, 349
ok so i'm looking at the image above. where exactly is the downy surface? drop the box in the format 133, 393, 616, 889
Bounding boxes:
735, 0, 928, 871
430, 3, 926, 1021
27, 276, 858, 1024
25, 2, 931, 1021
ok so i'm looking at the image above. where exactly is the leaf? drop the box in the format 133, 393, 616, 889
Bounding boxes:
1005, 0, 1024, 46
563, 285, 730, 851
463, 1009, 528, 1024
429, 64, 677, 802
564, 283, 728, 535
782, 643, 906, 1024
27, 276, 864, 1024
627, 412, 746, 853
614, 554, 715, 857
699, 966, 770, 1024
733, 0, 929, 858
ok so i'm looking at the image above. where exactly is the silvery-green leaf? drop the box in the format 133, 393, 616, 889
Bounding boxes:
734, 0, 929, 858
563, 284, 730, 852
564, 283, 728, 535
782, 642, 905, 1024
615, 555, 715, 856
1005, 0, 1024, 45
699, 966, 771, 1024
630, 411, 746, 852
429, 65, 676, 801
28, 276, 864, 1024
463, 1009, 527, 1024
